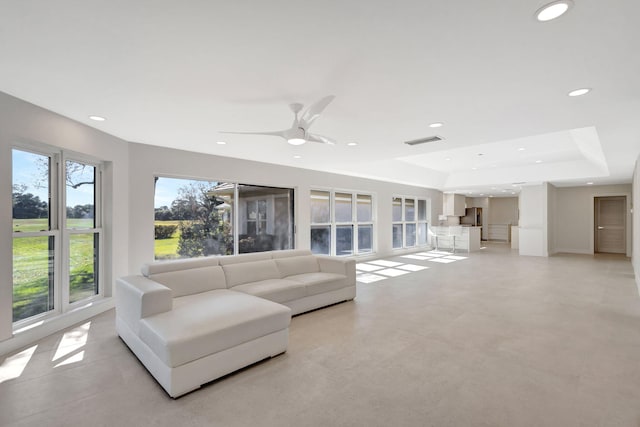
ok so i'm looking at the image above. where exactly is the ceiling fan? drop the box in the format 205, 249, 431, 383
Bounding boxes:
220, 95, 336, 146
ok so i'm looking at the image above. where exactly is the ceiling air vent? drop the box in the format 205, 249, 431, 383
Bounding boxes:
404, 135, 443, 146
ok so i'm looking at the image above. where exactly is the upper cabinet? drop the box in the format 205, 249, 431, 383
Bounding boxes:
443, 194, 466, 216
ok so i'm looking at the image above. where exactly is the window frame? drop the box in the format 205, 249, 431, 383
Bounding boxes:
392, 195, 430, 250
310, 188, 376, 256
11, 144, 105, 329
153, 177, 296, 258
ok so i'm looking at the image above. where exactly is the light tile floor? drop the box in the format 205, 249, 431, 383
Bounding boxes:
2, 243, 640, 426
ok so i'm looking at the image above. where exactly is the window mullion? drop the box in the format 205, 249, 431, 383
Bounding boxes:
59, 153, 69, 312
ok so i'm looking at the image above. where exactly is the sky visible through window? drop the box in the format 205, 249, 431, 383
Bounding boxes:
12, 150, 91, 207
154, 178, 193, 208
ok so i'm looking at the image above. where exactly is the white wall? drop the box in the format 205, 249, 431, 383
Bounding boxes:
518, 184, 548, 257
0, 92, 130, 353
488, 197, 518, 225
632, 156, 639, 293
547, 184, 557, 255
127, 143, 442, 273
553, 184, 632, 256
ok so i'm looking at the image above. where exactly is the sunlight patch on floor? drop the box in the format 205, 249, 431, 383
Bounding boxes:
0, 345, 38, 384
52, 321, 91, 366
357, 250, 467, 284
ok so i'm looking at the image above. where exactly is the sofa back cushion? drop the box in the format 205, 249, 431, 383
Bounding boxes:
271, 249, 313, 259
148, 267, 227, 297
142, 256, 220, 275
222, 260, 281, 287
218, 252, 272, 266
275, 255, 320, 277
142, 257, 226, 297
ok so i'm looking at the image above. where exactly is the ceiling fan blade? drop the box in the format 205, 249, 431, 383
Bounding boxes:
219, 130, 288, 138
307, 133, 336, 145
300, 95, 335, 130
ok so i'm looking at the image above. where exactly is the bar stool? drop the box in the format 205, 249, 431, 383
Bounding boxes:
448, 226, 463, 254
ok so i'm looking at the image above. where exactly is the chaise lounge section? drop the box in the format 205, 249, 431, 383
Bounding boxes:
116, 249, 355, 397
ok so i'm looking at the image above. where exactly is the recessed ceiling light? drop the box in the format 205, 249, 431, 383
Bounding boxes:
491, 187, 497, 190
471, 167, 477, 170
512, 192, 516, 195
445, 157, 451, 161
429, 122, 444, 128
293, 155, 302, 159
586, 182, 594, 185
568, 88, 591, 97
535, 160, 543, 163
535, 0, 573, 22
480, 193, 485, 196
518, 147, 525, 151
216, 141, 226, 145
347, 142, 358, 146
89, 115, 105, 121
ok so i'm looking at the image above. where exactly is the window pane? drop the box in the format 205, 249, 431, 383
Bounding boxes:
66, 160, 95, 229
392, 197, 402, 222
13, 236, 54, 322
418, 223, 427, 245
392, 224, 403, 249
357, 194, 372, 222
311, 226, 330, 255
335, 192, 352, 223
405, 199, 415, 221
239, 184, 294, 253
418, 199, 427, 221
154, 178, 234, 259
69, 233, 98, 303
358, 224, 373, 253
12, 149, 50, 233
406, 223, 416, 246
336, 225, 353, 255
311, 190, 330, 223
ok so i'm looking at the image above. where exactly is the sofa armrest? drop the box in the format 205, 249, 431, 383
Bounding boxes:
116, 276, 173, 334
316, 256, 356, 285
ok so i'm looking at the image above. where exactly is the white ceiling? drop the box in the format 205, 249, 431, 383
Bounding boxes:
1, 1, 639, 197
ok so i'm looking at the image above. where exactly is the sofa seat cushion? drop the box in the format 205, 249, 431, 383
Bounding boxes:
139, 289, 291, 368
231, 279, 307, 303
285, 272, 347, 296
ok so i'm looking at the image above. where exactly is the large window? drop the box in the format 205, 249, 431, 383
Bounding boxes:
392, 196, 429, 249
238, 184, 294, 253
12, 148, 103, 324
311, 190, 374, 256
154, 178, 294, 259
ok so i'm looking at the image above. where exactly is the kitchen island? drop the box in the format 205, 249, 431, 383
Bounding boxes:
431, 226, 482, 252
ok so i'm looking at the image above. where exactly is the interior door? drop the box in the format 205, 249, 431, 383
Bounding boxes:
594, 196, 626, 254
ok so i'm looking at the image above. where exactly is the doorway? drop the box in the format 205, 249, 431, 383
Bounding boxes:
594, 196, 626, 254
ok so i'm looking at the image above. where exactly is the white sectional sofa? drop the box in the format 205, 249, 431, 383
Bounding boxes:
116, 249, 356, 397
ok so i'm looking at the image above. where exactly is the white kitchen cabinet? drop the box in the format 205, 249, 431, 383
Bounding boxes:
443, 194, 466, 216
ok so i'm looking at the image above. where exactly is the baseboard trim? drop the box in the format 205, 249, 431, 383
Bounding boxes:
553, 248, 593, 255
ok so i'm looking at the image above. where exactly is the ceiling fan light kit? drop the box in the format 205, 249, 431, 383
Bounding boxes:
221, 95, 337, 146
287, 138, 306, 146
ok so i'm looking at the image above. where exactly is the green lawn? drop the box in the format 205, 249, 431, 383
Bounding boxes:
12, 218, 97, 321
154, 220, 182, 259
